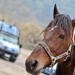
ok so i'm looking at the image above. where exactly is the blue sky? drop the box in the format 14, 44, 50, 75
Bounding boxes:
23, 0, 75, 27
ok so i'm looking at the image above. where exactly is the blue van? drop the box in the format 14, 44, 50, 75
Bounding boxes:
0, 21, 22, 62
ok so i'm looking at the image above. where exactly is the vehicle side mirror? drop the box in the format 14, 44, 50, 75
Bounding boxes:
19, 44, 22, 48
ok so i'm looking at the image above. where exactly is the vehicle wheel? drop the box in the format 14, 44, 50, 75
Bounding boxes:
9, 55, 17, 62
0, 53, 5, 58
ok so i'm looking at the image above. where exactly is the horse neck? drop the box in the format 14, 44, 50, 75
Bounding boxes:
56, 45, 75, 75
56, 57, 71, 75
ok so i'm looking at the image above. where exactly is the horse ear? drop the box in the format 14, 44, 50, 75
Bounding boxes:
53, 4, 59, 19
72, 19, 75, 27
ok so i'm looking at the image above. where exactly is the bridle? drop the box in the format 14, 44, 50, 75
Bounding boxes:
39, 41, 73, 66
39, 30, 75, 67
39, 15, 75, 66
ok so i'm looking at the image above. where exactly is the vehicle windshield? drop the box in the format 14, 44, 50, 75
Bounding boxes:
0, 31, 19, 44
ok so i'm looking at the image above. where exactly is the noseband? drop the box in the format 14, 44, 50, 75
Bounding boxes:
39, 41, 73, 66
39, 15, 75, 66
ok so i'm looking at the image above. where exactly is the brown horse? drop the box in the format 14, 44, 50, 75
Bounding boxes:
25, 4, 75, 75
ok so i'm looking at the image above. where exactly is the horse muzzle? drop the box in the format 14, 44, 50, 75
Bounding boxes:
25, 59, 39, 74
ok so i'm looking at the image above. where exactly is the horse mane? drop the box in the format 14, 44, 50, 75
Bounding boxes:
39, 21, 53, 35
54, 14, 72, 34
40, 14, 72, 36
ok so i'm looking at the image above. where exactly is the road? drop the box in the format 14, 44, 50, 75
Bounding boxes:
0, 49, 44, 75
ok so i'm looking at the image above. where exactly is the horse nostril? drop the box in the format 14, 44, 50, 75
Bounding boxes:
30, 60, 38, 70
31, 60, 38, 67
25, 60, 38, 72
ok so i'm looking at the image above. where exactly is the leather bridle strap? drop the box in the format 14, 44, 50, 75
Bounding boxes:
39, 42, 72, 66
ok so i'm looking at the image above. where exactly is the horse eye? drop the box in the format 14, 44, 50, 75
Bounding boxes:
58, 34, 65, 39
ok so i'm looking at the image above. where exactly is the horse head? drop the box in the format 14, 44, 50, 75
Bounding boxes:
25, 4, 75, 75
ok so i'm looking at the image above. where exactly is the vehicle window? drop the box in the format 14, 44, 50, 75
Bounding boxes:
0, 31, 19, 44
2, 23, 19, 37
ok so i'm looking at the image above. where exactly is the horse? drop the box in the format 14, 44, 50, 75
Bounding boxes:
25, 4, 75, 75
